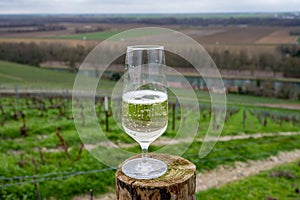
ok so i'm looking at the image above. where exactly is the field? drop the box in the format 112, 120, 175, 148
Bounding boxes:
0, 61, 76, 88
0, 86, 300, 199
57, 30, 121, 40
1, 60, 299, 108
256, 29, 299, 44
0, 60, 116, 92
1, 24, 298, 46
0, 13, 300, 199
0, 38, 97, 47
52, 26, 300, 45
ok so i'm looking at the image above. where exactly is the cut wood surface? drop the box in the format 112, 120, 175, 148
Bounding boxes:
116, 153, 196, 200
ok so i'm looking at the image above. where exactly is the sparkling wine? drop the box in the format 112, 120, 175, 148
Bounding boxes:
121, 45, 168, 179
122, 90, 168, 143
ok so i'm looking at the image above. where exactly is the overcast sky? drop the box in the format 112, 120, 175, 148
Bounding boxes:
0, 0, 299, 14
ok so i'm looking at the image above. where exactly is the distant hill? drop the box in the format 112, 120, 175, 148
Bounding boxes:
0, 60, 116, 94
0, 60, 77, 89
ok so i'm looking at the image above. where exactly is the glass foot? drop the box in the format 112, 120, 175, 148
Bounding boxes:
122, 158, 167, 179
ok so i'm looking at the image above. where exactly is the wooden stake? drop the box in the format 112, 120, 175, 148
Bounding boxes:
89, 189, 93, 200
116, 154, 196, 200
33, 176, 40, 200
105, 96, 109, 132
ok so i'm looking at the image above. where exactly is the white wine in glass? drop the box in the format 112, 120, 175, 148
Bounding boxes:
121, 45, 168, 179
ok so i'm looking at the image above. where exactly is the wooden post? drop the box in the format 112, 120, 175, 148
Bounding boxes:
243, 108, 247, 130
116, 154, 196, 200
104, 96, 109, 132
89, 189, 93, 200
14, 85, 19, 110
33, 176, 40, 200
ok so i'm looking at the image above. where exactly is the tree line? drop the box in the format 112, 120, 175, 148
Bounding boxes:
7, 24, 66, 33
0, 42, 299, 77
0, 42, 92, 69
210, 45, 300, 77
1, 15, 300, 27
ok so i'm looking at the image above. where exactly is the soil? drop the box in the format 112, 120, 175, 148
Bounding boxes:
196, 149, 300, 191
258, 103, 300, 110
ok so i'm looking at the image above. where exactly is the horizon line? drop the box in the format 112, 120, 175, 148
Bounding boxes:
0, 11, 299, 15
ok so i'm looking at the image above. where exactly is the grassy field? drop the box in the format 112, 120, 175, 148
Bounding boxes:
0, 97, 116, 199
0, 14, 299, 199
0, 95, 300, 199
0, 61, 76, 88
56, 28, 171, 41
197, 160, 300, 199
183, 134, 300, 171
56, 26, 296, 45
0, 38, 98, 48
0, 60, 115, 91
57, 30, 121, 40
0, 61, 300, 199
0, 60, 299, 109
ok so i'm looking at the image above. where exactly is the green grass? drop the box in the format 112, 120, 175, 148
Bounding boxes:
298, 37, 300, 45
56, 28, 170, 40
57, 30, 121, 40
194, 90, 299, 108
124, 134, 300, 172
1, 97, 299, 142
0, 61, 299, 199
197, 160, 300, 199
0, 99, 116, 199
0, 60, 76, 88
182, 134, 300, 172
0, 60, 114, 91
0, 151, 115, 199
0, 95, 300, 199
226, 92, 298, 105
220, 109, 300, 135
1, 60, 299, 107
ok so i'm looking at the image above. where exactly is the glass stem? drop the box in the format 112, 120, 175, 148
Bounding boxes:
141, 143, 150, 166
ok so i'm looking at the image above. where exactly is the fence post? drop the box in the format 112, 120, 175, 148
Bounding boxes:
116, 154, 196, 199
33, 176, 40, 200
89, 189, 93, 200
243, 108, 247, 129
14, 85, 19, 110
104, 96, 109, 132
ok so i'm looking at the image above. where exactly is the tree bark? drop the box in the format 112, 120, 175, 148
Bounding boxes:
116, 153, 196, 200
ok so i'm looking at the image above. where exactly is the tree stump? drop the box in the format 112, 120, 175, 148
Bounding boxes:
116, 153, 196, 200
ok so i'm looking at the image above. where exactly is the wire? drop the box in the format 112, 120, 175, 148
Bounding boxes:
0, 150, 290, 189
0, 167, 117, 188
2, 132, 297, 182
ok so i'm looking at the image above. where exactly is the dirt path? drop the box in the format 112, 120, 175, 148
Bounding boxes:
258, 103, 300, 111
201, 131, 300, 142
196, 149, 300, 191
132, 131, 300, 147
73, 148, 300, 200
83, 131, 300, 151
8, 131, 300, 155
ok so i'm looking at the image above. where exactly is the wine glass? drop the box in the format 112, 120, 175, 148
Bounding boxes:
121, 45, 168, 179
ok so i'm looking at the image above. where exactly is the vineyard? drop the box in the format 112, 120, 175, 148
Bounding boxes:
0, 10, 299, 200
0, 91, 300, 199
